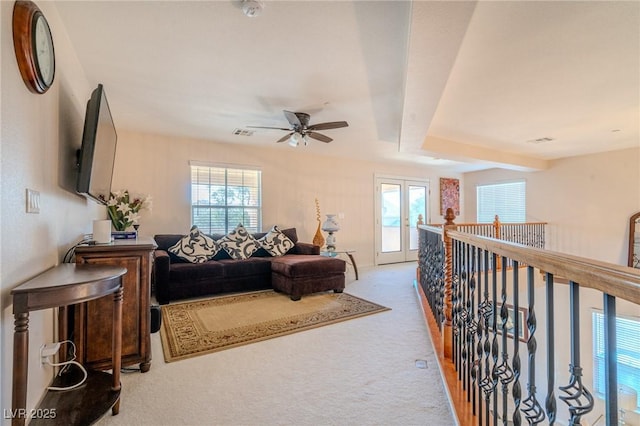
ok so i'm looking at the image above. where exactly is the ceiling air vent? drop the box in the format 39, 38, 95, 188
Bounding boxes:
526, 137, 554, 144
233, 128, 254, 136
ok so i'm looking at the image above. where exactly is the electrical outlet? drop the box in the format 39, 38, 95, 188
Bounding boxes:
26, 189, 40, 213
40, 342, 61, 363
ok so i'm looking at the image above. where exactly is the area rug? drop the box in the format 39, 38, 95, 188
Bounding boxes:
160, 290, 390, 362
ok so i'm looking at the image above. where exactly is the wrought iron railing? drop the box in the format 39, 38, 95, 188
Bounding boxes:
417, 209, 640, 426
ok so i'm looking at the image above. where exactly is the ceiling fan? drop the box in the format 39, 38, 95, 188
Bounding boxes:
248, 110, 348, 147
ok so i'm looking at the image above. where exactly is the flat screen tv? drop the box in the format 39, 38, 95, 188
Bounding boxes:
76, 84, 117, 204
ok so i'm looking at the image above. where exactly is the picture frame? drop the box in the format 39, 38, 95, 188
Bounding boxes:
439, 178, 460, 216
487, 303, 528, 342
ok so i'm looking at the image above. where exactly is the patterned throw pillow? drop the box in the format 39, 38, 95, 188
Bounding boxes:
168, 226, 220, 263
258, 225, 295, 256
219, 224, 261, 260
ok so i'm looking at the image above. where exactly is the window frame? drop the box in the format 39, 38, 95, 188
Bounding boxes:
190, 162, 262, 234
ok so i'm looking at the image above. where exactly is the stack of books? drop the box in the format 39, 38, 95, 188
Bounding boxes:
111, 231, 137, 240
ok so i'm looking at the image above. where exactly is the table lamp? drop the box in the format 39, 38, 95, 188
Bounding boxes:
322, 214, 340, 252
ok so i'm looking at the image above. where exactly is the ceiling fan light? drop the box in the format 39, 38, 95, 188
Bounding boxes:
288, 132, 301, 147
302, 134, 309, 146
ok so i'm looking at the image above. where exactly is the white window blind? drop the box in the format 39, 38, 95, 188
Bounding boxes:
476, 181, 526, 223
190, 164, 261, 234
592, 312, 640, 407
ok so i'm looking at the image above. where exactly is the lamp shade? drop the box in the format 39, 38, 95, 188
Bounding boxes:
288, 132, 302, 147
321, 214, 340, 232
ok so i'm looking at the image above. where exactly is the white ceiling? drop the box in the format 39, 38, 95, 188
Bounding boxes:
54, 1, 640, 173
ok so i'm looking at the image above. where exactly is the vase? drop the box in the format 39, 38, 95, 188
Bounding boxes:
111, 221, 126, 232
312, 221, 325, 248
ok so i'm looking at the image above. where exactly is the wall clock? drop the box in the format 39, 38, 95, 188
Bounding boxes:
13, 0, 56, 94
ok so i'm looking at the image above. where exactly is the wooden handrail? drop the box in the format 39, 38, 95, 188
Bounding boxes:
418, 224, 443, 235
446, 230, 640, 305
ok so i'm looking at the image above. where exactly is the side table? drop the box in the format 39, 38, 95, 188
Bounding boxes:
11, 263, 126, 426
320, 249, 358, 280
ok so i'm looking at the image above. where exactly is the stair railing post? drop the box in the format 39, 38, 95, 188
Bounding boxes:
494, 215, 502, 270
443, 207, 456, 360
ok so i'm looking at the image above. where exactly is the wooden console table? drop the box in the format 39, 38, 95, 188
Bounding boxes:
11, 263, 126, 426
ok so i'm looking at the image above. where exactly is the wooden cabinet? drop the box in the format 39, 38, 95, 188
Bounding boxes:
70, 237, 156, 372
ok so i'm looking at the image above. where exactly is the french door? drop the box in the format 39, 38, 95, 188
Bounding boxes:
375, 177, 429, 265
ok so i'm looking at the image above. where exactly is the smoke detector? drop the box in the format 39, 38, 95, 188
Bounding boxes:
242, 0, 264, 18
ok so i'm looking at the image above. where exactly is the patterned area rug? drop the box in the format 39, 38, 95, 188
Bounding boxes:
160, 290, 390, 362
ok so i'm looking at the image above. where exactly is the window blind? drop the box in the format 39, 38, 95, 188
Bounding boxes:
476, 181, 526, 223
190, 165, 262, 234
592, 311, 640, 407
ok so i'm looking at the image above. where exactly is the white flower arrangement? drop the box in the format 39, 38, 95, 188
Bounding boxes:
105, 190, 152, 231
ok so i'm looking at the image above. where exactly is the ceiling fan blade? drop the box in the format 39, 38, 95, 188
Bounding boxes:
307, 132, 333, 143
247, 126, 291, 131
307, 121, 349, 131
276, 132, 294, 143
283, 110, 302, 128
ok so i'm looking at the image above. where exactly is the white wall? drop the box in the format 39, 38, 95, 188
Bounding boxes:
112, 130, 463, 268
1, 2, 103, 421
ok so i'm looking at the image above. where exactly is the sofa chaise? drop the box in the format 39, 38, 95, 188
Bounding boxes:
153, 227, 345, 304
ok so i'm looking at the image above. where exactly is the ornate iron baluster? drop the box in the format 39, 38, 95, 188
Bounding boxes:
454, 240, 464, 376
462, 242, 470, 383
512, 261, 522, 426
558, 281, 594, 425
545, 273, 557, 424
521, 266, 545, 424
467, 246, 478, 405
491, 253, 500, 426
473, 248, 484, 421
479, 250, 495, 426
452, 240, 459, 368
495, 257, 514, 424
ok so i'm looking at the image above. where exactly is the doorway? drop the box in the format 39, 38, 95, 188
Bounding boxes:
375, 177, 429, 265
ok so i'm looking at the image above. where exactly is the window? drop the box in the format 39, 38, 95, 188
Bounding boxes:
592, 311, 640, 407
190, 163, 261, 234
476, 180, 526, 223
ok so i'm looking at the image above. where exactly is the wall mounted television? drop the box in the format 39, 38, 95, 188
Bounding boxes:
76, 84, 117, 205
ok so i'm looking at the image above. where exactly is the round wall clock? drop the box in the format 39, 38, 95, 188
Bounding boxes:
13, 0, 56, 94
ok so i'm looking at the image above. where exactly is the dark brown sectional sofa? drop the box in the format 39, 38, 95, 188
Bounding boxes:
153, 228, 345, 304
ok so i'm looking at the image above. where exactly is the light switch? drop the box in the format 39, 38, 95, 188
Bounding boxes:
26, 189, 40, 213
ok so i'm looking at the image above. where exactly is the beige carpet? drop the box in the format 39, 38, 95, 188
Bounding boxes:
160, 290, 390, 362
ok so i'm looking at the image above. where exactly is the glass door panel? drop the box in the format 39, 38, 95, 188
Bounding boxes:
408, 185, 427, 251
381, 183, 401, 253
